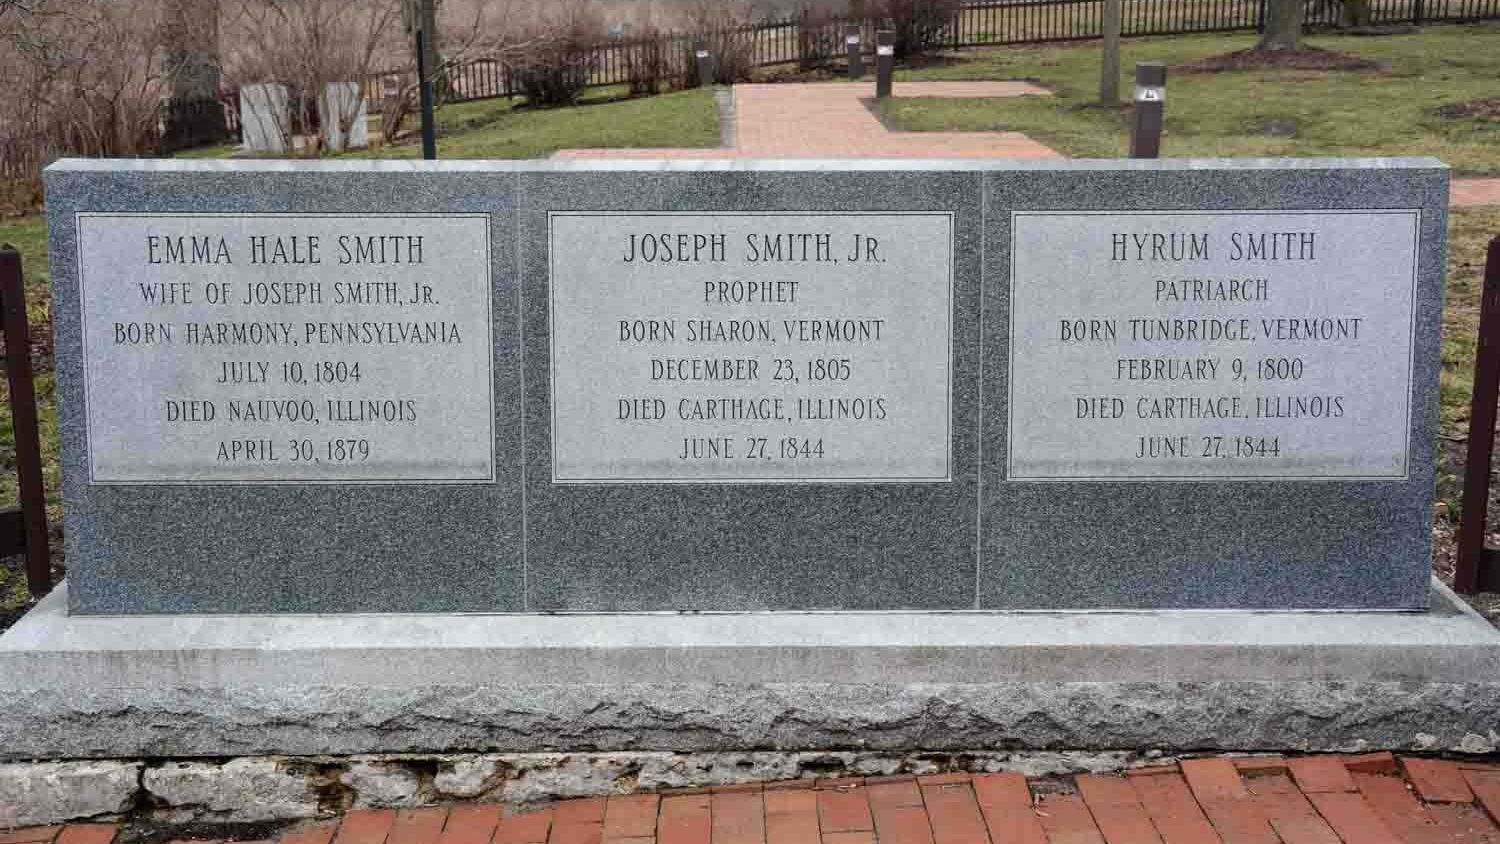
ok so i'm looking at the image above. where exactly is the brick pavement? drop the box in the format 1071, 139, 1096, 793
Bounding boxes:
554, 81, 1060, 160
11, 755, 1500, 844
1452, 178, 1500, 208
552, 81, 1500, 209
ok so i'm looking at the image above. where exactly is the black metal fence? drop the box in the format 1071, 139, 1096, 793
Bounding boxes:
5, 0, 1500, 175
157, 96, 242, 154
361, 0, 1500, 105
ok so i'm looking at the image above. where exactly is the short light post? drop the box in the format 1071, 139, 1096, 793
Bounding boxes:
846, 24, 864, 79
694, 40, 715, 87
1129, 62, 1166, 159
875, 30, 895, 99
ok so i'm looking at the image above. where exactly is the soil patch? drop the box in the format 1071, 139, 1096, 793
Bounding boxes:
1435, 97, 1500, 121
117, 820, 300, 844
1249, 117, 1300, 136
1175, 46, 1383, 73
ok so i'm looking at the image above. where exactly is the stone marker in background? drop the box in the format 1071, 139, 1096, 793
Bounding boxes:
41, 158, 1447, 613
239, 83, 289, 154
319, 82, 370, 152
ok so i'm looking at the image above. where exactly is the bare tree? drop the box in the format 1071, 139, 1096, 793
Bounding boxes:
219, 0, 400, 153
375, 0, 590, 142
1, 0, 173, 158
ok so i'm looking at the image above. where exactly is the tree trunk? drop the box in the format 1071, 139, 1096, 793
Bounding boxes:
163, 0, 221, 100
1100, 0, 1122, 104
1257, 0, 1301, 50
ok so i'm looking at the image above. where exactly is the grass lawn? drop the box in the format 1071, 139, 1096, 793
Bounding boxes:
172, 86, 721, 161
357, 86, 721, 159
883, 24, 1500, 173
0, 214, 57, 627
1434, 210, 1500, 556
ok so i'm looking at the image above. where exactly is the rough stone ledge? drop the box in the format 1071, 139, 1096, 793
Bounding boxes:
1, 579, 1497, 762
0, 750, 1190, 826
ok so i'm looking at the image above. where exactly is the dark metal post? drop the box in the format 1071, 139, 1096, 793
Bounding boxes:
1129, 62, 1166, 159
0, 246, 50, 598
1458, 235, 1500, 595
415, 5, 437, 160
875, 30, 895, 99
846, 24, 864, 79
694, 40, 715, 87
1413, 0, 1424, 24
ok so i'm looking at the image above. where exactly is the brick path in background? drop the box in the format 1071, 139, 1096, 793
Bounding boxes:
553, 81, 1500, 208
1452, 178, 1500, 208
553, 81, 1061, 160
10, 755, 1500, 844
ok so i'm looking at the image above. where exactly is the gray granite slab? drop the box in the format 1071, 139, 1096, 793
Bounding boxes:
44, 157, 1446, 613
45, 164, 524, 613
516, 169, 982, 610
981, 163, 1448, 609
3, 578, 1498, 758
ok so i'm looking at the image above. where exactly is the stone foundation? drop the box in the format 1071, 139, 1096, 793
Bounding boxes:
3, 579, 1499, 826
2, 750, 1177, 827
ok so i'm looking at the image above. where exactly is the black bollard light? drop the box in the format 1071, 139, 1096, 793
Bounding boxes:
875, 30, 895, 99
1129, 62, 1166, 159
846, 24, 864, 79
694, 40, 715, 87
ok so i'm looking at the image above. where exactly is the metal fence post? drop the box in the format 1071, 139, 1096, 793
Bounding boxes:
846, 24, 865, 78
413, 0, 437, 160
1129, 62, 1166, 158
1458, 235, 1500, 595
0, 245, 50, 599
876, 30, 895, 98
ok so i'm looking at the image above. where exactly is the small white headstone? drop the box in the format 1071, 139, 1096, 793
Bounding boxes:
239, 83, 289, 154
320, 82, 369, 152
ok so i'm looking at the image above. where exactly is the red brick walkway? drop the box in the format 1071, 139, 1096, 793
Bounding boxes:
555, 81, 1061, 160
553, 81, 1500, 210
10, 755, 1500, 844
1453, 178, 1500, 208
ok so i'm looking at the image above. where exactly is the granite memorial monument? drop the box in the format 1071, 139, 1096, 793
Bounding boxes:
38, 157, 1448, 612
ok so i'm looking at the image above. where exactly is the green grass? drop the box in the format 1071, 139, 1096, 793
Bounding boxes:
882, 24, 1500, 173
364, 86, 721, 159
0, 214, 58, 622
172, 142, 241, 160
1435, 208, 1500, 513
165, 86, 721, 161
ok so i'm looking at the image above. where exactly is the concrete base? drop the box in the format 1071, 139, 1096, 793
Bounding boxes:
2, 579, 1499, 760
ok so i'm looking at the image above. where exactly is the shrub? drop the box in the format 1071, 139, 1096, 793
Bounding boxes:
624, 31, 669, 96
870, 0, 962, 58
506, 3, 602, 106
797, 10, 840, 70
682, 1, 756, 85
512, 52, 594, 105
